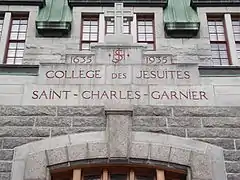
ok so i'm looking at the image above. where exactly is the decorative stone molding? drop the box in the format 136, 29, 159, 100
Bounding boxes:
11, 131, 227, 180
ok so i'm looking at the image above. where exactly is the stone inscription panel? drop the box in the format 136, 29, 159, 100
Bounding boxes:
66, 54, 95, 64
22, 85, 214, 107
37, 64, 199, 85
66, 51, 172, 65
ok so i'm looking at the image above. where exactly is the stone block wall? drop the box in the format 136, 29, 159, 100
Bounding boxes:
0, 106, 106, 180
0, 105, 240, 180
133, 106, 240, 180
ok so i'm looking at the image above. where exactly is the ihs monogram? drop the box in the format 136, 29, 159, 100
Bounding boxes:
109, 48, 130, 64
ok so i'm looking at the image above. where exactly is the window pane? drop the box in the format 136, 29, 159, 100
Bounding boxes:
110, 174, 127, 180
15, 58, 23, 64
83, 26, 90, 32
16, 50, 24, 57
216, 26, 224, 33
145, 21, 153, 26
209, 34, 217, 41
6, 58, 15, 64
216, 21, 223, 25
138, 26, 145, 33
83, 21, 91, 25
82, 33, 90, 41
106, 19, 114, 25
17, 43, 25, 49
217, 34, 225, 41
123, 25, 130, 34
12, 24, 19, 31
136, 176, 153, 180
91, 21, 98, 26
90, 33, 98, 41
8, 50, 16, 57
233, 26, 240, 33
91, 26, 98, 33
146, 34, 153, 41
9, 43, 17, 49
146, 26, 153, 33
19, 25, 27, 32
18, 33, 26, 40
211, 44, 218, 50
219, 44, 226, 50
232, 21, 240, 26
221, 58, 229, 65
208, 26, 216, 33
84, 175, 101, 180
20, 20, 28, 24
138, 34, 146, 41
235, 34, 240, 41
12, 20, 20, 24
138, 21, 145, 26
220, 51, 228, 58
208, 21, 215, 25
107, 26, 114, 34
10, 33, 18, 40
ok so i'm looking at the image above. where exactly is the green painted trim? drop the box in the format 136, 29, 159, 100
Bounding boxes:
164, 0, 200, 36
36, 0, 72, 33
0, 73, 38, 76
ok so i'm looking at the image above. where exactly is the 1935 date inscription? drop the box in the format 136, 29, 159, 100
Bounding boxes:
144, 55, 172, 65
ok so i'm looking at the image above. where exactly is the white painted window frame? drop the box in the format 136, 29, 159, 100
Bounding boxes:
198, 7, 240, 66
0, 12, 12, 64
224, 14, 238, 65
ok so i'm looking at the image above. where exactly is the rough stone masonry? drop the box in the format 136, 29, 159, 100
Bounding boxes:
0, 105, 240, 180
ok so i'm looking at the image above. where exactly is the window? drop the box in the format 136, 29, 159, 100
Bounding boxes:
232, 18, 240, 60
105, 17, 131, 35
137, 15, 155, 51
51, 166, 187, 180
5, 16, 28, 64
81, 15, 99, 51
208, 18, 230, 65
0, 16, 4, 39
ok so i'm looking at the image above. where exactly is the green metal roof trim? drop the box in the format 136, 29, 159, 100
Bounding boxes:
36, 0, 72, 35
164, 0, 200, 37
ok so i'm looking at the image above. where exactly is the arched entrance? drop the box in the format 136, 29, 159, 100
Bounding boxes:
11, 131, 226, 180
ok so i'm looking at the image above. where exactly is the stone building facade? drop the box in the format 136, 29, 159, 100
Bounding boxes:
0, 0, 240, 180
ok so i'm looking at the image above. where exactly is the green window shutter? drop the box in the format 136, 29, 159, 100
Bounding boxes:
164, 0, 200, 38
36, 0, 72, 36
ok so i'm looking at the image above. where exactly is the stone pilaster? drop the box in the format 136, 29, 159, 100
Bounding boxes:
106, 111, 132, 158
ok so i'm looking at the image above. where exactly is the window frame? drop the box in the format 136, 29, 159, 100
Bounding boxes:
0, 14, 4, 39
136, 14, 156, 51
51, 165, 187, 180
80, 14, 100, 51
207, 16, 231, 65
4, 13, 29, 64
105, 17, 131, 35
232, 16, 240, 60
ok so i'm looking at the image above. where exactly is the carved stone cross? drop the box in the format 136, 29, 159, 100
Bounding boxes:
105, 3, 133, 35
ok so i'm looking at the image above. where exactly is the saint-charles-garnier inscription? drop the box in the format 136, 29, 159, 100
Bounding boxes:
27, 47, 213, 106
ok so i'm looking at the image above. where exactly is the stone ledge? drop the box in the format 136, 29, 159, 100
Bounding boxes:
0, 65, 38, 76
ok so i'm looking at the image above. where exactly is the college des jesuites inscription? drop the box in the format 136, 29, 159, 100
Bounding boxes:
38, 64, 199, 85
26, 48, 214, 106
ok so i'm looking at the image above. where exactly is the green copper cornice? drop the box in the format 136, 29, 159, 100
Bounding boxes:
36, 0, 72, 36
164, 0, 200, 37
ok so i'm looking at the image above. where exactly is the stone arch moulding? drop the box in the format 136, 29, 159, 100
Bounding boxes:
11, 131, 227, 180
